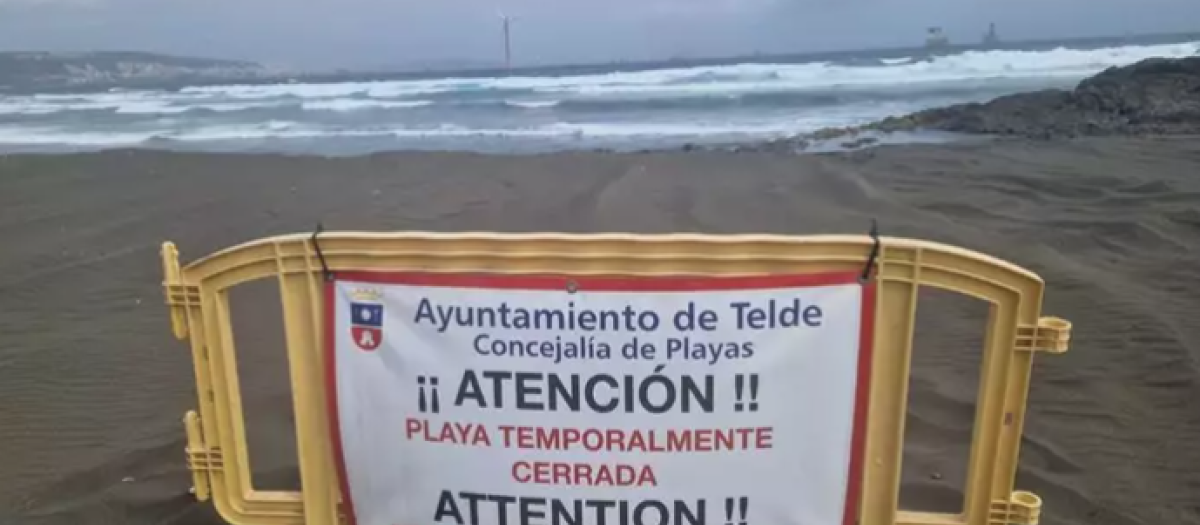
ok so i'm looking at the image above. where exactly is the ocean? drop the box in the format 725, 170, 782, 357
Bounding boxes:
1, 39, 1198, 155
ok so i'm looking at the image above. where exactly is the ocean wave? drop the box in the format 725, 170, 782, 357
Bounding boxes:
503, 100, 560, 109
0, 40, 1197, 153
1, 41, 1194, 118
0, 98, 291, 115
169, 40, 1199, 100
0, 119, 825, 147
0, 78, 1079, 117
299, 99, 433, 111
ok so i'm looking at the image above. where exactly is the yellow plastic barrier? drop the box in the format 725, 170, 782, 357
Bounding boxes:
160, 232, 1070, 525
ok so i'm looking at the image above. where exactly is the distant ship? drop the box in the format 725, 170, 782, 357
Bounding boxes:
925, 27, 950, 50
982, 23, 1001, 48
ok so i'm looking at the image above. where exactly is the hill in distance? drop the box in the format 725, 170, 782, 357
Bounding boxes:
0, 51, 271, 93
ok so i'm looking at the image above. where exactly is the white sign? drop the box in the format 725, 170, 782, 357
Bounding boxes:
325, 272, 875, 525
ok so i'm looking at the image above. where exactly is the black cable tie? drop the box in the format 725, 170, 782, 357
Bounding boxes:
311, 223, 333, 281
859, 218, 881, 284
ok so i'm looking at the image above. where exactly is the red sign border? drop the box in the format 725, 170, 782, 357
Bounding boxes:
323, 271, 877, 525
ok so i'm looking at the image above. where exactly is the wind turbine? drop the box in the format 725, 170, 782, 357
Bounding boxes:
497, 10, 515, 69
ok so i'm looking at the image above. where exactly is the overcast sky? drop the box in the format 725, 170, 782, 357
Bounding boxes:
1, 0, 1197, 70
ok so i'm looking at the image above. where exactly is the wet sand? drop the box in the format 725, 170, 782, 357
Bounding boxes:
1, 137, 1199, 525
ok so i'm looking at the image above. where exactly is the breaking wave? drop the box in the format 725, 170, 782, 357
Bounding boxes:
0, 40, 1196, 153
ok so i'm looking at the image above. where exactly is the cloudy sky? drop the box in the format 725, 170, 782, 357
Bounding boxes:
1, 0, 1197, 70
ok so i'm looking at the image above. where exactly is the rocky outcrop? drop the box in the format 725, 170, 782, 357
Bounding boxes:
869, 56, 1200, 138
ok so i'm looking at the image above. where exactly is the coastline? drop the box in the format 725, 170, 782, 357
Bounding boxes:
5, 30, 1199, 95
721, 55, 1200, 154
3, 47, 1200, 525
2, 39, 1198, 158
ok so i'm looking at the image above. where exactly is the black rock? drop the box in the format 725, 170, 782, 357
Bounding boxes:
869, 56, 1200, 139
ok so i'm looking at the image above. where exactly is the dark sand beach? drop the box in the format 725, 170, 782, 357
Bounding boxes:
2, 136, 1200, 524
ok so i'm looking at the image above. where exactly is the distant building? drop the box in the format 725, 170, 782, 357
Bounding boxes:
925, 27, 950, 50
982, 23, 1001, 47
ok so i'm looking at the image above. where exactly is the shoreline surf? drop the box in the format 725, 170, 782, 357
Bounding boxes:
2, 27, 1200, 525
1, 38, 1197, 156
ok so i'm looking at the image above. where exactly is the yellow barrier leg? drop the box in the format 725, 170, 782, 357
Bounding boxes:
275, 241, 340, 525
862, 247, 921, 525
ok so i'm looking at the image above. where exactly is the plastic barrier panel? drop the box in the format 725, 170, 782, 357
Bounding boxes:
327, 271, 874, 525
160, 232, 1071, 525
